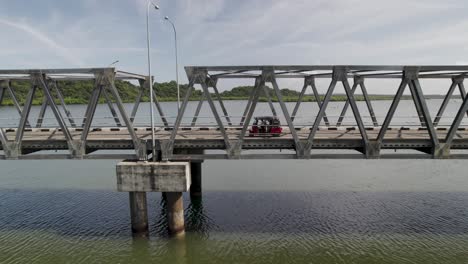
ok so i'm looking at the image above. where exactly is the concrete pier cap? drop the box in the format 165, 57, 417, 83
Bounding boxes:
116, 161, 191, 237
116, 161, 191, 192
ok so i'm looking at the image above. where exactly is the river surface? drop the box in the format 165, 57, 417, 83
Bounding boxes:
1, 99, 468, 263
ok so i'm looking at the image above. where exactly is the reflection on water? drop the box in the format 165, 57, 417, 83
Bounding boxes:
1, 100, 468, 263
1, 189, 468, 263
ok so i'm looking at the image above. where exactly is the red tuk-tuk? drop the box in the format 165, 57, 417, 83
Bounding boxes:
249, 116, 282, 137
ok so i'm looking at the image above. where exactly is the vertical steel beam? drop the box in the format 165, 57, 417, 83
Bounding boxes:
191, 93, 205, 127
376, 79, 408, 143
409, 79, 439, 148
268, 70, 302, 154
102, 88, 122, 127
53, 81, 76, 127
210, 78, 232, 126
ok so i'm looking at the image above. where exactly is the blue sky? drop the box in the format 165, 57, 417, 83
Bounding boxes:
1, 0, 468, 93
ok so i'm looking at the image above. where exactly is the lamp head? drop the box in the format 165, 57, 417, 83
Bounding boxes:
154, 4, 160, 10
165, 16, 169, 20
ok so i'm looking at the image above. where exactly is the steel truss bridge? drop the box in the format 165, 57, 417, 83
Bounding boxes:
0, 66, 468, 160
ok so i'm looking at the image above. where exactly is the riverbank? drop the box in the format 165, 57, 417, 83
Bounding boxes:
0, 95, 412, 106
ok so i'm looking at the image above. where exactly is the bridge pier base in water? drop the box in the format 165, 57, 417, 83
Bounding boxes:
165, 192, 185, 236
129, 191, 149, 238
117, 161, 191, 238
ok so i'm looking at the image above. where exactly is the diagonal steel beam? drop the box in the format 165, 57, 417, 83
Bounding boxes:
166, 77, 196, 158
210, 78, 232, 126
342, 77, 369, 146
35, 95, 48, 128
234, 77, 263, 155
0, 84, 6, 105
130, 80, 145, 123
408, 80, 426, 127
81, 74, 104, 142
376, 79, 408, 143
15, 84, 37, 145
336, 81, 359, 127
36, 74, 75, 152
409, 79, 439, 148
102, 88, 122, 127
201, 77, 232, 151
105, 71, 142, 157
433, 78, 460, 127
191, 93, 205, 127
268, 70, 302, 154
291, 80, 308, 123
310, 79, 330, 126
7, 81, 31, 127
52, 81, 77, 127
458, 82, 468, 119
0, 128, 8, 153
239, 85, 257, 126
360, 80, 379, 127
305, 79, 338, 152
262, 85, 278, 117
444, 91, 468, 148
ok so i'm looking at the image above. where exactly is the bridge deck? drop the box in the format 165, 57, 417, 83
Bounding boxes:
3, 127, 468, 155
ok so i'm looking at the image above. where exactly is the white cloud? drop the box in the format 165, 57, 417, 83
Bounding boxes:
0, 18, 85, 67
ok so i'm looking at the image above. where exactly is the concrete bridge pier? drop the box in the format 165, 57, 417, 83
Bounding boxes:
129, 191, 149, 238
117, 161, 191, 238
165, 192, 185, 236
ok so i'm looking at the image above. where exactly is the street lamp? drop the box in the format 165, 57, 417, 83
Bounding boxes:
164, 16, 180, 112
146, 1, 159, 162
108, 60, 119, 67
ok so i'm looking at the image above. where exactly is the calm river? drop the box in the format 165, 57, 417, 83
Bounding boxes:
1, 99, 468, 264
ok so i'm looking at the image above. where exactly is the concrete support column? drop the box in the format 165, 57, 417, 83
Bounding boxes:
190, 162, 202, 197
166, 192, 185, 236
129, 191, 149, 238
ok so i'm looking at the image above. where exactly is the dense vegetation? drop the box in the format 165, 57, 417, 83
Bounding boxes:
1, 80, 404, 106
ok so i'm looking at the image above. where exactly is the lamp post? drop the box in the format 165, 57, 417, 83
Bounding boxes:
108, 60, 119, 67
146, 1, 159, 162
164, 16, 180, 112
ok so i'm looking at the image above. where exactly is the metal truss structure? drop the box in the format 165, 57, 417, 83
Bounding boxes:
0, 66, 468, 160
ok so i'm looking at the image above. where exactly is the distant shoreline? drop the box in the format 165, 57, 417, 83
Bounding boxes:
0, 94, 455, 106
